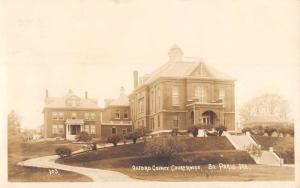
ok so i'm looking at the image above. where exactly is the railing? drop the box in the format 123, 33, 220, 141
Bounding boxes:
101, 120, 133, 125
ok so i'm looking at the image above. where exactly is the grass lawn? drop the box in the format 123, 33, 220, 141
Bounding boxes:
8, 135, 92, 182
252, 135, 294, 164
56, 136, 295, 181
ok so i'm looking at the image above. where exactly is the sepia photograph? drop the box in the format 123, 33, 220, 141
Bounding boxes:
1, 0, 300, 187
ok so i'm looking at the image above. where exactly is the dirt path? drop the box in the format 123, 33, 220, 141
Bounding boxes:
18, 155, 137, 182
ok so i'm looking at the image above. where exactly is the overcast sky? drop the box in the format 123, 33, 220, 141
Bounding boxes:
4, 0, 300, 129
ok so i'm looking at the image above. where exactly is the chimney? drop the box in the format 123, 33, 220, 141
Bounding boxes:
133, 70, 138, 89
168, 44, 183, 62
45, 89, 48, 98
120, 86, 125, 96
85, 91, 88, 99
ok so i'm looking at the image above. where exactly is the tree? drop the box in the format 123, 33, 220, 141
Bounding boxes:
239, 94, 291, 125
126, 131, 139, 144
264, 126, 277, 136
76, 131, 92, 142
188, 126, 199, 137
128, 127, 152, 143
252, 125, 264, 135
107, 135, 121, 146
241, 127, 253, 135
245, 144, 262, 158
7, 110, 21, 135
56, 146, 72, 158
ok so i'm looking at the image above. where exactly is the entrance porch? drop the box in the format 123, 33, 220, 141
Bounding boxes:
66, 119, 84, 140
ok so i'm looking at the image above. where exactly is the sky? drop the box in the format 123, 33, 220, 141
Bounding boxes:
3, 0, 300, 129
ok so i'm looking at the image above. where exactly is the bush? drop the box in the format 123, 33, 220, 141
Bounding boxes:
252, 125, 264, 135
245, 144, 262, 158
76, 131, 92, 142
56, 146, 72, 158
241, 127, 253, 135
144, 136, 187, 165
107, 135, 121, 147
215, 126, 227, 136
171, 128, 179, 136
188, 126, 199, 137
126, 132, 139, 144
264, 126, 277, 136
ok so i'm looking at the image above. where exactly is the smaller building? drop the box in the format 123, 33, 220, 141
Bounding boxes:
101, 87, 133, 139
43, 90, 102, 140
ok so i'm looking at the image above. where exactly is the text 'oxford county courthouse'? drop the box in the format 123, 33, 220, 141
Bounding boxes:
129, 45, 235, 132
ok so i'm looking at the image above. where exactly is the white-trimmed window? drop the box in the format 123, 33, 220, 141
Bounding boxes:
90, 125, 96, 134
71, 112, 77, 119
195, 86, 207, 103
84, 125, 90, 133
172, 86, 179, 105
52, 112, 58, 120
138, 98, 144, 113
58, 124, 64, 134
52, 124, 58, 134
112, 127, 116, 134
124, 111, 128, 119
91, 113, 95, 120
115, 110, 120, 119
58, 112, 64, 120
219, 88, 225, 100
84, 112, 89, 120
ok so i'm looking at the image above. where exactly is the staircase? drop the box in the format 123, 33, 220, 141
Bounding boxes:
224, 131, 281, 166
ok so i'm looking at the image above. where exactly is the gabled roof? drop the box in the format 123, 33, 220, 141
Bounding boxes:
44, 90, 100, 109
142, 59, 235, 86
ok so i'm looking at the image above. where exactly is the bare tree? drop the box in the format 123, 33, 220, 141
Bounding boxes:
239, 94, 290, 124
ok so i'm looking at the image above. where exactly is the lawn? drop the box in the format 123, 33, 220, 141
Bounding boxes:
8, 135, 92, 182
55, 136, 295, 181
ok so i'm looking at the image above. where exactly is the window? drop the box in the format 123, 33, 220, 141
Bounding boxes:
124, 112, 128, 119
151, 118, 154, 130
219, 88, 225, 101
91, 113, 96, 120
112, 127, 116, 134
58, 112, 64, 120
122, 129, 127, 135
173, 116, 178, 128
90, 125, 96, 134
195, 86, 207, 103
157, 87, 161, 110
172, 86, 179, 105
58, 124, 64, 134
115, 111, 120, 119
84, 125, 90, 133
52, 112, 58, 120
84, 112, 89, 120
52, 124, 58, 134
71, 112, 77, 119
138, 98, 144, 113
158, 115, 160, 128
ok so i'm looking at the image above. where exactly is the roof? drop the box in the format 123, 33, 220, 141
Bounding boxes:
44, 90, 101, 109
140, 59, 235, 86
105, 87, 130, 107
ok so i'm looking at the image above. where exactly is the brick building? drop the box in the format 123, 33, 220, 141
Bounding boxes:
101, 87, 133, 139
42, 90, 102, 140
129, 45, 236, 132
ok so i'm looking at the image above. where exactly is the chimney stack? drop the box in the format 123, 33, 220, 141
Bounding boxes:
120, 86, 125, 96
133, 70, 138, 89
168, 44, 183, 62
85, 91, 88, 99
45, 89, 48, 98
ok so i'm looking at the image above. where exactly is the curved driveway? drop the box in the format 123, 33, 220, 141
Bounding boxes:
18, 154, 136, 182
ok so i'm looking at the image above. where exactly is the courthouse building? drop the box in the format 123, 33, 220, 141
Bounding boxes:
42, 90, 102, 140
129, 45, 236, 132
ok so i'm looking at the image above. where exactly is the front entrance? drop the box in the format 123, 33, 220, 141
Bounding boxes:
201, 110, 217, 126
70, 125, 81, 135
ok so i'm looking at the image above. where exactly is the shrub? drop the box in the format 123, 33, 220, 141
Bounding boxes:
245, 144, 262, 158
264, 126, 277, 136
76, 131, 92, 142
55, 146, 72, 158
107, 135, 121, 147
241, 127, 253, 135
144, 136, 187, 165
215, 126, 227, 136
171, 128, 179, 136
126, 132, 139, 144
188, 126, 199, 137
